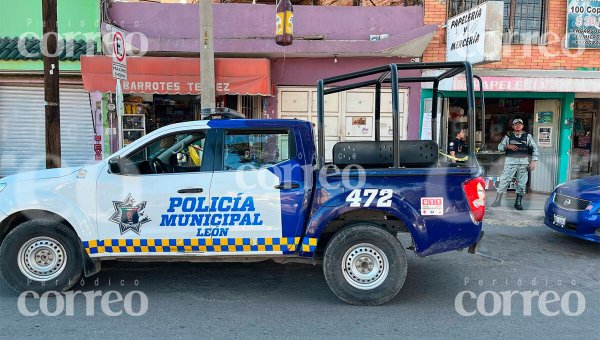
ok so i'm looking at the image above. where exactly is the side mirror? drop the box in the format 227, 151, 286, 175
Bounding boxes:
108, 157, 122, 174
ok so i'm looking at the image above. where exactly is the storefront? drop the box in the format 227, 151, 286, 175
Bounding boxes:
80, 56, 272, 154
99, 2, 436, 158
418, 70, 600, 193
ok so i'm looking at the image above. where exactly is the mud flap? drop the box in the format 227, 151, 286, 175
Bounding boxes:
468, 231, 484, 254
81, 245, 101, 277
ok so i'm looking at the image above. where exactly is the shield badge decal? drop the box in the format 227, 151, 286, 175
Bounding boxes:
110, 194, 150, 235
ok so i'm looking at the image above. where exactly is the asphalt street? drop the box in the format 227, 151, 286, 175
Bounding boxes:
0, 209, 598, 339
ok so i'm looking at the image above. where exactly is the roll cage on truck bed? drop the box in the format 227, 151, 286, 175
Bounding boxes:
316, 61, 482, 169
0, 61, 486, 306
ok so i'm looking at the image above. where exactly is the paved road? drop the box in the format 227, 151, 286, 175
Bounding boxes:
1, 213, 598, 339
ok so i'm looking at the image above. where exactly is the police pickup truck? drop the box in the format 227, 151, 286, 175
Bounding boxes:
0, 62, 485, 305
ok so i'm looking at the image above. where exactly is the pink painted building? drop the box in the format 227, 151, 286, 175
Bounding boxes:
82, 2, 435, 153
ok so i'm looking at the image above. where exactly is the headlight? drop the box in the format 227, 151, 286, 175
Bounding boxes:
0, 183, 6, 192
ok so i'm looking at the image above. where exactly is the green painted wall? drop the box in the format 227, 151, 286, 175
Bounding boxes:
558, 94, 575, 184
0, 0, 100, 71
0, 0, 99, 38
420, 89, 574, 185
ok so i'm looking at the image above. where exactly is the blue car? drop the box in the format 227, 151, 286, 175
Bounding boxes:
544, 175, 600, 243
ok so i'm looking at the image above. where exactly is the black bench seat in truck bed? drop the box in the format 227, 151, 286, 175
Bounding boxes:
333, 140, 439, 168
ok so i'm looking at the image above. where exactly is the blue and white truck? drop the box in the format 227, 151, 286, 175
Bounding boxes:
0, 62, 485, 305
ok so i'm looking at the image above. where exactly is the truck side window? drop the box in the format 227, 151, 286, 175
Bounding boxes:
223, 130, 293, 170
121, 132, 207, 175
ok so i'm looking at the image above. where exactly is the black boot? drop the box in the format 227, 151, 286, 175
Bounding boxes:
491, 193, 503, 207
514, 194, 523, 210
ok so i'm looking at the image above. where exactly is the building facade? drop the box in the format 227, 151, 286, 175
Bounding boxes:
0, 0, 101, 177
421, 0, 600, 192
80, 2, 435, 160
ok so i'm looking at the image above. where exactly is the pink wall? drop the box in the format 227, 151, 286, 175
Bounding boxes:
266, 57, 422, 140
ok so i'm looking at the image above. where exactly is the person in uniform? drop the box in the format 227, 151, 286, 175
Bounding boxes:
448, 128, 468, 163
491, 118, 539, 210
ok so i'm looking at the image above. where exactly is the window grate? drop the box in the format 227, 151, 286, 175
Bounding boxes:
447, 0, 546, 45
448, 0, 485, 18
239, 95, 260, 119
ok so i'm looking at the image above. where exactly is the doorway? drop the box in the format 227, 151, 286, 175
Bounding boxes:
444, 97, 560, 193
571, 99, 598, 179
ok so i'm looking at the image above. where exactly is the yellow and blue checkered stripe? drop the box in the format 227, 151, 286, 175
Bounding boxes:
300, 237, 318, 253
83, 237, 319, 256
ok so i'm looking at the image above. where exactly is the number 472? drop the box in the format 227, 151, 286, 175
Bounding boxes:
345, 189, 393, 208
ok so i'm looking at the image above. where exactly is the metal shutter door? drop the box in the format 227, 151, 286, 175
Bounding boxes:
0, 86, 94, 177
59, 88, 95, 169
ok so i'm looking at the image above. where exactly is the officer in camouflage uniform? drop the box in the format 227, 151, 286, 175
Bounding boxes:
491, 118, 539, 210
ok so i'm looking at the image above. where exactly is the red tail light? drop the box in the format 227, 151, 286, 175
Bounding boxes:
463, 177, 486, 223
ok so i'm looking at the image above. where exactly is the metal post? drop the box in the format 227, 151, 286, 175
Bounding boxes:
474, 75, 486, 149
317, 79, 325, 168
200, 0, 216, 113
432, 81, 439, 147
438, 92, 446, 150
463, 63, 476, 166
390, 64, 400, 168
43, 0, 61, 168
375, 82, 381, 141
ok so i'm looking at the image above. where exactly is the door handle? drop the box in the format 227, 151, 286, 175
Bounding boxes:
177, 188, 204, 194
274, 182, 300, 190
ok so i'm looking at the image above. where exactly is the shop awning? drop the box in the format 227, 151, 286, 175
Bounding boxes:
80, 56, 272, 96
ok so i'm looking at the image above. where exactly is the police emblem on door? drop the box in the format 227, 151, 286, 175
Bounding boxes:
110, 194, 151, 235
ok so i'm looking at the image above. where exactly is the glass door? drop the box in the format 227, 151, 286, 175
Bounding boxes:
571, 100, 597, 179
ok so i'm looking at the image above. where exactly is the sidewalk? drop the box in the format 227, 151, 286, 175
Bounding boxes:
484, 191, 549, 226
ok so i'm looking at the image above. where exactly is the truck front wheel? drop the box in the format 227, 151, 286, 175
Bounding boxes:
0, 220, 83, 293
323, 224, 407, 305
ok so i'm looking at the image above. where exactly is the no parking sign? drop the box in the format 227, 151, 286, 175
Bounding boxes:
111, 26, 127, 80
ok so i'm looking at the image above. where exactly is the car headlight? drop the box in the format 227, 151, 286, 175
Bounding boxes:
0, 183, 6, 193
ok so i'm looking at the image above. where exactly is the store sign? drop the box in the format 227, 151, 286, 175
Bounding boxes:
537, 112, 553, 124
81, 56, 272, 96
452, 75, 600, 93
538, 127, 552, 147
566, 1, 600, 49
446, 1, 503, 64
93, 135, 103, 161
121, 81, 231, 93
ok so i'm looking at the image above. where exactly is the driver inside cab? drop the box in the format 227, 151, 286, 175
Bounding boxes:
177, 134, 204, 167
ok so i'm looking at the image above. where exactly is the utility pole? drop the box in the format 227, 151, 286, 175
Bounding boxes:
42, 0, 61, 168
200, 0, 216, 114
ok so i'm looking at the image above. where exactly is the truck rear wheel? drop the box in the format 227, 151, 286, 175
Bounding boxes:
0, 220, 83, 293
323, 224, 407, 305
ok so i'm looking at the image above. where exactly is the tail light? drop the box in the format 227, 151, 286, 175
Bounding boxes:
463, 177, 486, 223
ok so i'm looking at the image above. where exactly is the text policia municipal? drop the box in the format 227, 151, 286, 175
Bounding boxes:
160, 196, 264, 237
